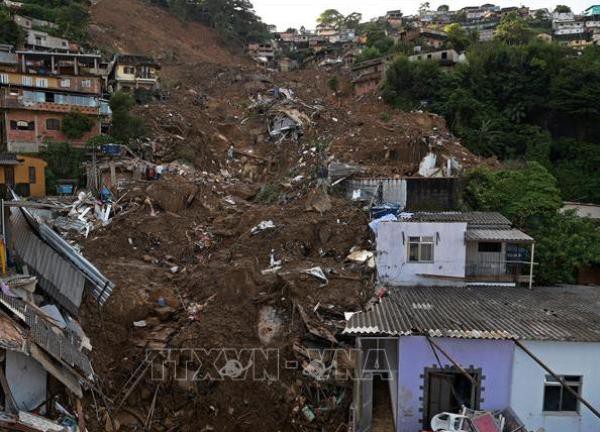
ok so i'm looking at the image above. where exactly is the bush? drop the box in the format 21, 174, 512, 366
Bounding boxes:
109, 91, 146, 144
62, 111, 94, 139
39, 141, 85, 194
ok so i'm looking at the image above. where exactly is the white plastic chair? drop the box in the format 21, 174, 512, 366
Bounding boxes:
431, 412, 471, 432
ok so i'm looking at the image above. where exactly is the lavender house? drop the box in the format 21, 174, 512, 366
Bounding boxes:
345, 285, 600, 432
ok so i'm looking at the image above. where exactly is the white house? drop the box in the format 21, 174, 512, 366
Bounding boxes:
553, 20, 586, 35
26, 30, 70, 52
376, 212, 535, 287
408, 49, 466, 66
345, 285, 600, 432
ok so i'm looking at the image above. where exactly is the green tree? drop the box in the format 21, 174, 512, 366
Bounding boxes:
0, 7, 25, 46
109, 91, 145, 144
382, 55, 442, 109
553, 5, 572, 13
343, 12, 363, 30
40, 142, 85, 194
317, 9, 344, 28
494, 12, 533, 45
356, 46, 382, 63
444, 23, 471, 52
437, 4, 450, 12
62, 111, 94, 140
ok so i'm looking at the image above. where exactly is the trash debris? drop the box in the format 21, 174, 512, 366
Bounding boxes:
302, 267, 328, 286
251, 220, 276, 235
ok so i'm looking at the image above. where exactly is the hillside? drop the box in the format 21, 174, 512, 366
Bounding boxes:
79, 2, 491, 432
89, 0, 243, 76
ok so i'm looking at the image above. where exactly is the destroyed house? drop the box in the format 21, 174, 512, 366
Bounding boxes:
9, 202, 114, 316
351, 57, 389, 96
376, 212, 535, 287
345, 285, 600, 432
108, 54, 160, 93
0, 290, 93, 418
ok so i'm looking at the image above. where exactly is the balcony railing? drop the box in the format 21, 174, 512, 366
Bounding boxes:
0, 95, 99, 114
465, 260, 532, 283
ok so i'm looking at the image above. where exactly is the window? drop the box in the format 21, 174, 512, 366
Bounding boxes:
46, 118, 60, 131
543, 375, 581, 412
408, 236, 434, 262
35, 78, 48, 88
10, 120, 35, 131
478, 242, 502, 253
28, 167, 36, 184
441, 51, 448, 60
22, 76, 33, 86
81, 79, 92, 88
60, 79, 71, 88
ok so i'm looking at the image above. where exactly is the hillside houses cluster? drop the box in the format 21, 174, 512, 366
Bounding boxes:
0, 5, 160, 195
250, 3, 600, 96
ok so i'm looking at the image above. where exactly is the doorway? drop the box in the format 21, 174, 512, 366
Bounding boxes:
423, 367, 481, 428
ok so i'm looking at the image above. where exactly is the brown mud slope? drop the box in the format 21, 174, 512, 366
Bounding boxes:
81, 176, 372, 431
89, 0, 242, 71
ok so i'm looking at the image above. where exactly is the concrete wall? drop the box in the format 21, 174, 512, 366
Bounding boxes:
510, 341, 600, 432
376, 221, 467, 286
397, 337, 515, 432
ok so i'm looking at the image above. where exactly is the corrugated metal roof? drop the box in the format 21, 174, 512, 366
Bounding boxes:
344, 286, 600, 342
401, 212, 511, 227
465, 228, 534, 243
10, 209, 84, 316
0, 291, 92, 377
10, 196, 114, 308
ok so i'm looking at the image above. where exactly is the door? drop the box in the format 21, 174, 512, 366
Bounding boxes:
4, 166, 15, 188
424, 368, 480, 429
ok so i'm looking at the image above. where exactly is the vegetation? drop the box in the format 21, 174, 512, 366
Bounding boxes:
316, 9, 362, 30
62, 111, 94, 140
15, 0, 90, 44
0, 6, 25, 46
40, 142, 85, 193
382, 39, 600, 205
464, 164, 600, 284
109, 91, 146, 144
148, 0, 271, 45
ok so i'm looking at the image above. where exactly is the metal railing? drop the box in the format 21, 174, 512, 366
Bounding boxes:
465, 260, 531, 282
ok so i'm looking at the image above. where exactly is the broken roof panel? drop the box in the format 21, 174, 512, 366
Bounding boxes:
0, 291, 93, 378
10, 195, 114, 309
344, 285, 600, 342
10, 209, 85, 315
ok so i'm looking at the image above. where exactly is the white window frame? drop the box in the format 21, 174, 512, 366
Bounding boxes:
35, 77, 48, 88
81, 79, 92, 88
543, 375, 582, 414
60, 79, 71, 88
22, 76, 33, 86
408, 236, 435, 263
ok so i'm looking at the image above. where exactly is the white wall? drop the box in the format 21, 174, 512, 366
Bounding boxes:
376, 221, 467, 286
510, 341, 600, 432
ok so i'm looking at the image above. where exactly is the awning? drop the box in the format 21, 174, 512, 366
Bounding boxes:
466, 228, 534, 243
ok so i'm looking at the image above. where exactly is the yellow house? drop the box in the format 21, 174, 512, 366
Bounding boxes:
0, 154, 47, 198
110, 54, 160, 93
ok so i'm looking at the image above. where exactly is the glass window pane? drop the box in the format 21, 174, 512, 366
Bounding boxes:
422, 236, 434, 242
409, 237, 420, 242
562, 387, 579, 411
543, 385, 561, 411
421, 243, 433, 261
409, 243, 419, 261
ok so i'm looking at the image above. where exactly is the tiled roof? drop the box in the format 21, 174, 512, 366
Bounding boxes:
344, 285, 600, 342
400, 212, 511, 227
465, 228, 534, 243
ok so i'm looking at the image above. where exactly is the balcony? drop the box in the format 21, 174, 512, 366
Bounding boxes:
465, 260, 533, 285
0, 95, 99, 115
